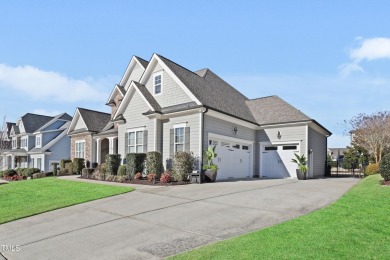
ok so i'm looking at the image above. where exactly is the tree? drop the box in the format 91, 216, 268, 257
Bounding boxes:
349, 111, 390, 163
342, 145, 369, 170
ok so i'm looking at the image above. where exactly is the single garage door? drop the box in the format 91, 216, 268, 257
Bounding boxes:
261, 144, 299, 179
209, 138, 251, 180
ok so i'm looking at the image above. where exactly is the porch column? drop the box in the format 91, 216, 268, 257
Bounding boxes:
96, 138, 102, 164
108, 137, 118, 154
11, 155, 15, 169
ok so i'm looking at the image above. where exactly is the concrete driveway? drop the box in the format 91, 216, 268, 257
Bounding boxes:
0, 177, 359, 260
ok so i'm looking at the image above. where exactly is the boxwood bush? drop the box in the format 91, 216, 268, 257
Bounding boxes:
365, 163, 379, 175
65, 162, 74, 174
146, 151, 162, 177
172, 151, 194, 182
126, 153, 146, 179
117, 165, 127, 176
22, 168, 40, 177
73, 158, 85, 174
105, 154, 121, 175
60, 159, 72, 170
379, 153, 390, 181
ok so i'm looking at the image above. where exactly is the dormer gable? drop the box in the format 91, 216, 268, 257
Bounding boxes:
119, 56, 148, 91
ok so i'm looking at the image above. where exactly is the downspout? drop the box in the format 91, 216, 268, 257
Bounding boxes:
200, 107, 208, 183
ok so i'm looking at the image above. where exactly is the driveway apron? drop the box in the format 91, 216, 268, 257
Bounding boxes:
0, 177, 359, 259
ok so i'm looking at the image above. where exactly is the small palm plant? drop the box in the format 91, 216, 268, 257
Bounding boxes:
291, 153, 308, 179
203, 146, 218, 173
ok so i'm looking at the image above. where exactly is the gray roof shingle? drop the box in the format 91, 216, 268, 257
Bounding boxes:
78, 108, 111, 132
133, 82, 162, 111
246, 96, 311, 125
157, 54, 257, 123
21, 113, 54, 133
135, 56, 149, 69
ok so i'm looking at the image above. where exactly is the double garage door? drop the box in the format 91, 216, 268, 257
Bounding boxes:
209, 138, 252, 181
261, 143, 300, 178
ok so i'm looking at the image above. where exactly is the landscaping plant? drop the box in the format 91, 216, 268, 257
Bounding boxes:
73, 158, 85, 174
147, 173, 157, 183
117, 165, 127, 176
202, 146, 218, 173
160, 171, 172, 183
105, 154, 121, 175
379, 153, 390, 181
365, 163, 379, 175
134, 172, 142, 180
292, 153, 308, 179
126, 153, 147, 179
172, 151, 194, 181
146, 151, 162, 178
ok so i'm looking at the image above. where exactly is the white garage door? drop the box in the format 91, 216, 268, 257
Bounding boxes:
261, 144, 299, 179
209, 138, 251, 181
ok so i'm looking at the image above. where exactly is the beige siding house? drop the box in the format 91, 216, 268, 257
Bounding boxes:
68, 54, 331, 180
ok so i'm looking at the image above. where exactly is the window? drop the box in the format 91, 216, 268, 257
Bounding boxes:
75, 141, 85, 159
232, 144, 240, 149
36, 136, 41, 147
128, 130, 144, 153
221, 142, 230, 147
174, 127, 184, 152
242, 145, 249, 150
265, 146, 277, 151
154, 73, 162, 94
283, 145, 297, 150
37, 158, 42, 170
12, 139, 17, 149
21, 137, 27, 148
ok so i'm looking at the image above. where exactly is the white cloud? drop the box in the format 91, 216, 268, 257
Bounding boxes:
351, 37, 390, 61
0, 64, 111, 102
338, 63, 365, 77
340, 37, 390, 76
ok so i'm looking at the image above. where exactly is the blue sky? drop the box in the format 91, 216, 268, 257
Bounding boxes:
1, 0, 390, 147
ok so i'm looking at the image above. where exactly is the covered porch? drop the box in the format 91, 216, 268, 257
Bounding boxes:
94, 129, 118, 165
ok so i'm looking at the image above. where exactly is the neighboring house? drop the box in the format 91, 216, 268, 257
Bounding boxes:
68, 54, 331, 180
1, 113, 72, 171
67, 108, 111, 165
0, 122, 15, 169
328, 148, 349, 162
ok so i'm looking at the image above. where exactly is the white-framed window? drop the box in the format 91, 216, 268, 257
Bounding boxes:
128, 129, 144, 153
174, 127, 185, 153
37, 158, 42, 170
21, 137, 28, 148
75, 140, 85, 159
12, 138, 17, 149
153, 72, 162, 95
36, 135, 42, 148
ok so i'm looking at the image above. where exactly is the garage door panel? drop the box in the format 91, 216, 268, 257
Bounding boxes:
261, 144, 299, 179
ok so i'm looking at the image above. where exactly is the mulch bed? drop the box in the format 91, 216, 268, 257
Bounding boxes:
79, 176, 190, 186
381, 180, 390, 186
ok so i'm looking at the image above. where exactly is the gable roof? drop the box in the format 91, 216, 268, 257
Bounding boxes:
246, 96, 311, 125
78, 108, 111, 132
35, 113, 72, 133
156, 54, 257, 123
135, 56, 149, 69
20, 113, 53, 133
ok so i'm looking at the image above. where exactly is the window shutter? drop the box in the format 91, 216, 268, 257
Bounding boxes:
143, 130, 148, 152
125, 132, 128, 155
170, 129, 174, 158
185, 127, 190, 152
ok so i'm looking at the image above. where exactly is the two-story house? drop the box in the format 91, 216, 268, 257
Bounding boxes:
68, 54, 331, 180
2, 113, 72, 171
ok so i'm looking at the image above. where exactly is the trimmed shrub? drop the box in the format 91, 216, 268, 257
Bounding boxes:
379, 153, 390, 181
60, 159, 72, 170
65, 162, 74, 174
98, 163, 107, 174
15, 168, 27, 175
52, 162, 59, 176
32, 172, 46, 179
105, 154, 121, 175
4, 169, 17, 177
81, 168, 94, 178
146, 152, 162, 177
0, 171, 3, 178
160, 171, 172, 183
134, 172, 142, 180
147, 173, 157, 183
73, 158, 85, 174
365, 163, 380, 175
117, 165, 127, 176
126, 153, 147, 179
172, 152, 194, 181
22, 168, 40, 177
116, 175, 128, 183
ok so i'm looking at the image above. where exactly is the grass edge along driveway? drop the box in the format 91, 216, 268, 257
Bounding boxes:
0, 177, 134, 224
171, 175, 390, 259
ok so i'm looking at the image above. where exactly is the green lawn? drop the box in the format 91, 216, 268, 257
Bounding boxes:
171, 175, 390, 259
0, 177, 134, 224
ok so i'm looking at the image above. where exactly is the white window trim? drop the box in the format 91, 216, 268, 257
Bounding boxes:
127, 127, 145, 153
75, 140, 86, 159
21, 137, 28, 148
174, 125, 185, 153
153, 71, 163, 95
36, 134, 42, 148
